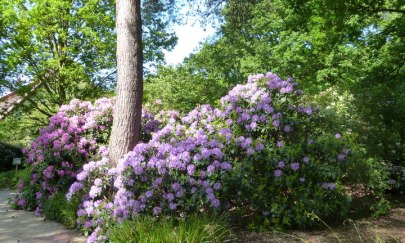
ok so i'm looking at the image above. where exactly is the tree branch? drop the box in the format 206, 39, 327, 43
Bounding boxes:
27, 98, 53, 117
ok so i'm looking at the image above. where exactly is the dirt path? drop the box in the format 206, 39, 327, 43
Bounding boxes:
0, 190, 85, 243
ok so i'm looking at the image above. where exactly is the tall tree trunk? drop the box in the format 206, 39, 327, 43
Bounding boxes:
109, 0, 143, 165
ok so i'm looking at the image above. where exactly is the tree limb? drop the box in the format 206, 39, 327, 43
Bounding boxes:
27, 98, 53, 117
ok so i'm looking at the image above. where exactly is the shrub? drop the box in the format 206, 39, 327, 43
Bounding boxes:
17, 72, 388, 242
107, 214, 232, 243
68, 73, 374, 241
144, 66, 228, 113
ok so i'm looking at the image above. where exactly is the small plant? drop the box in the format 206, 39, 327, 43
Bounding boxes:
107, 214, 233, 243
370, 198, 391, 218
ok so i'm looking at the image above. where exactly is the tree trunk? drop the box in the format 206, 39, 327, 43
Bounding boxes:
109, 0, 143, 165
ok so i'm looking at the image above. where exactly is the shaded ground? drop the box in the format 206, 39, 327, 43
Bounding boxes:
234, 197, 405, 242
0, 190, 85, 243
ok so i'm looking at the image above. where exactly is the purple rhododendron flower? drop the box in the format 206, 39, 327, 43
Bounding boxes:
220, 162, 232, 170
211, 199, 220, 208
17, 182, 24, 191
283, 125, 291, 132
169, 203, 177, 210
255, 143, 264, 151
17, 198, 26, 207
207, 165, 215, 174
322, 182, 336, 190
57, 170, 65, 176
153, 207, 162, 215
290, 162, 300, 171
187, 164, 195, 175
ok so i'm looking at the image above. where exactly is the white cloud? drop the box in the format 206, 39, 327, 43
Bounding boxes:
164, 22, 215, 66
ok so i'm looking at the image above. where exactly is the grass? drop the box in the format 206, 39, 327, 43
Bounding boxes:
43, 192, 79, 229
107, 214, 234, 243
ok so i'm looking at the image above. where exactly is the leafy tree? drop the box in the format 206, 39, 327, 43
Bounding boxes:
0, 0, 177, 122
145, 65, 228, 113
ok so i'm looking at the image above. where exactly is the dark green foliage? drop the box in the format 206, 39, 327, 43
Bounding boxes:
388, 165, 405, 193
0, 170, 21, 189
0, 141, 22, 172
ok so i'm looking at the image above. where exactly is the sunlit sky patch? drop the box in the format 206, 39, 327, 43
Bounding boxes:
164, 21, 216, 66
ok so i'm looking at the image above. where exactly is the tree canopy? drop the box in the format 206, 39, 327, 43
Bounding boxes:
0, 0, 177, 124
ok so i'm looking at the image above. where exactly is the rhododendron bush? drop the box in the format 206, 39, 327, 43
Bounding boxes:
16, 72, 378, 242
14, 98, 160, 214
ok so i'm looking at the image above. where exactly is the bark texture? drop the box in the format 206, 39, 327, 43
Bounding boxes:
109, 0, 143, 165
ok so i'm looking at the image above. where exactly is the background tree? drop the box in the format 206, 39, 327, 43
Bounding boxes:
0, 0, 116, 117
0, 0, 177, 120
0, 0, 177, 144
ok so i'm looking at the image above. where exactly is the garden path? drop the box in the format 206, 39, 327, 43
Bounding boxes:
0, 190, 85, 243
